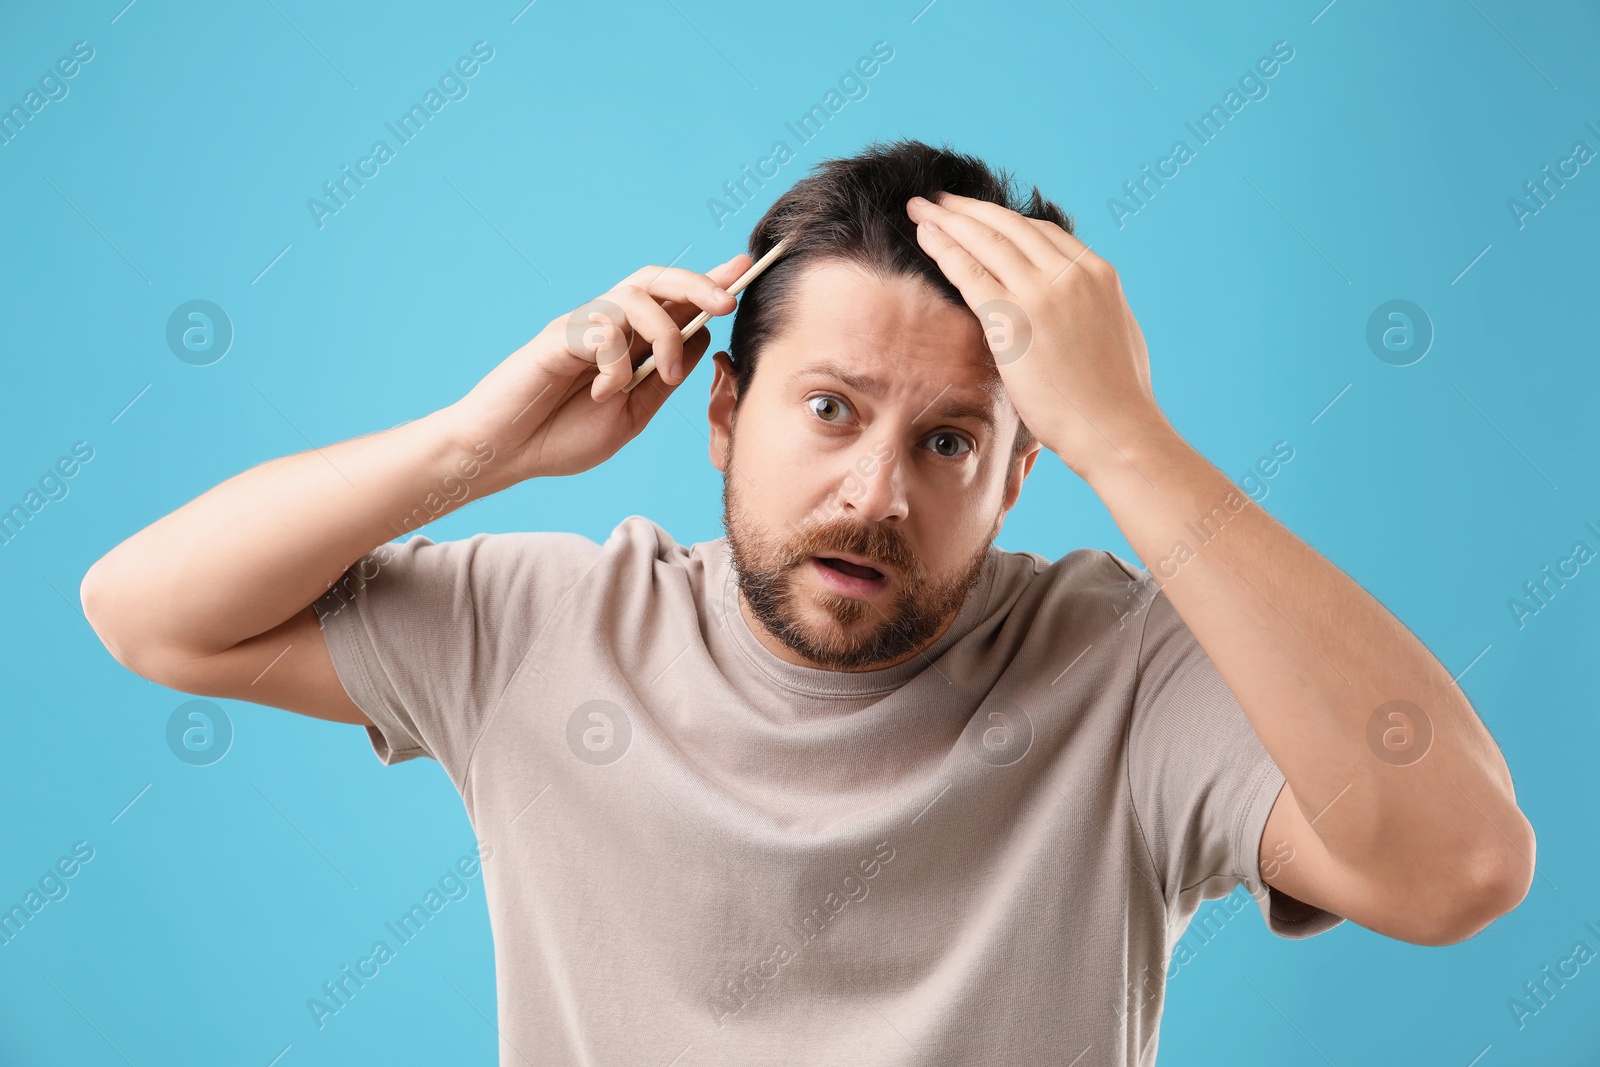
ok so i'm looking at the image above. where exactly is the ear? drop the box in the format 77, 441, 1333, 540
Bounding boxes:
1008, 443, 1042, 508
707, 351, 736, 472
992, 439, 1042, 540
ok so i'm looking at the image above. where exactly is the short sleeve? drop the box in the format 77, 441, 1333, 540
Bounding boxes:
1123, 571, 1344, 940
311, 530, 601, 789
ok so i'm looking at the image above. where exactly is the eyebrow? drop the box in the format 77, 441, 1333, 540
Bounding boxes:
786, 361, 999, 435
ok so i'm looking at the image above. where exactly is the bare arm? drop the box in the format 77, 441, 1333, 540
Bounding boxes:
1088, 425, 1530, 945
80, 254, 751, 722
80, 411, 486, 722
906, 190, 1533, 945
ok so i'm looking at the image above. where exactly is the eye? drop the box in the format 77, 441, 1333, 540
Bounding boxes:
927, 431, 971, 458
807, 395, 851, 423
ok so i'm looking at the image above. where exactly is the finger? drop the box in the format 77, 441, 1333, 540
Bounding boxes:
1020, 214, 1090, 259
654, 255, 751, 331
593, 284, 686, 400
634, 256, 753, 381
553, 254, 750, 396
626, 255, 756, 392
927, 192, 1070, 277
562, 298, 635, 375
708, 253, 753, 281
911, 210, 1013, 311
620, 255, 743, 289
624, 336, 715, 428
907, 194, 1040, 293
1018, 217, 1103, 283
616, 262, 739, 324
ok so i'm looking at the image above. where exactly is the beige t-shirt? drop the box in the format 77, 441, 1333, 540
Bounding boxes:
313, 515, 1342, 1065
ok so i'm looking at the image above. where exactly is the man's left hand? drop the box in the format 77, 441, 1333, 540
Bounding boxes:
906, 191, 1171, 477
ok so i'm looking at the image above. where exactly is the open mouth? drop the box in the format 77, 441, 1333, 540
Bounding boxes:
809, 555, 893, 598
816, 556, 885, 581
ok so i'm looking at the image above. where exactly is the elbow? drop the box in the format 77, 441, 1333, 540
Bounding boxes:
80, 557, 118, 656
1478, 815, 1538, 926
80, 556, 152, 678
1413, 818, 1537, 946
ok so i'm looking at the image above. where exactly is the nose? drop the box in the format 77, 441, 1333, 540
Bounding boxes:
839, 437, 907, 525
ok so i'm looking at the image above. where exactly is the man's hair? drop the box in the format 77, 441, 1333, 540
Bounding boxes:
726, 137, 1074, 460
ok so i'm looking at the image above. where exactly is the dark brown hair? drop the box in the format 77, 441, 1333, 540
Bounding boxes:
726, 137, 1074, 458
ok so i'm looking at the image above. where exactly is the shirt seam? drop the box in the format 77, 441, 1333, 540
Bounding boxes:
1216, 757, 1335, 930
1116, 552, 1167, 910
1232, 754, 1278, 888
1174, 751, 1276, 898
330, 594, 428, 760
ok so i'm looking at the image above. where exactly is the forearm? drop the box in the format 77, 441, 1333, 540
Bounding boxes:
1078, 421, 1526, 879
898, 183, 1529, 915
82, 404, 503, 665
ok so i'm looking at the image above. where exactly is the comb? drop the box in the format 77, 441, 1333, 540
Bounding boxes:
620, 233, 796, 394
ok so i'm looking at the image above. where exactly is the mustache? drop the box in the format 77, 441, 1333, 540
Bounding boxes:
781, 517, 918, 576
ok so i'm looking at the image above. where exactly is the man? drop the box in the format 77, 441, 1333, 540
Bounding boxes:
81, 138, 1533, 1065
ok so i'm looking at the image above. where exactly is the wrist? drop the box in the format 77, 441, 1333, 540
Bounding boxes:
400, 407, 520, 503
1054, 406, 1182, 485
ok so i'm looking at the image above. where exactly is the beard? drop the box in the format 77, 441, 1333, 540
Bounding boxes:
721, 462, 993, 672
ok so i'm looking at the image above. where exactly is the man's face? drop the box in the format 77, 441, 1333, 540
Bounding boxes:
707, 260, 1040, 672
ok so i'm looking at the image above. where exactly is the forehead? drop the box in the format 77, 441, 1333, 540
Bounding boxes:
758, 260, 1005, 403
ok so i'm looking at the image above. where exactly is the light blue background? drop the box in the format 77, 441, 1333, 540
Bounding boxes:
2, 0, 1596, 1063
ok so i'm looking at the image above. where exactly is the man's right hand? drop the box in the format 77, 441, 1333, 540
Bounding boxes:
80, 250, 755, 727
441, 253, 753, 483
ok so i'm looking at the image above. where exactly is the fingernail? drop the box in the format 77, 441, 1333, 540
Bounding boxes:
910, 196, 930, 207
713, 286, 730, 300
